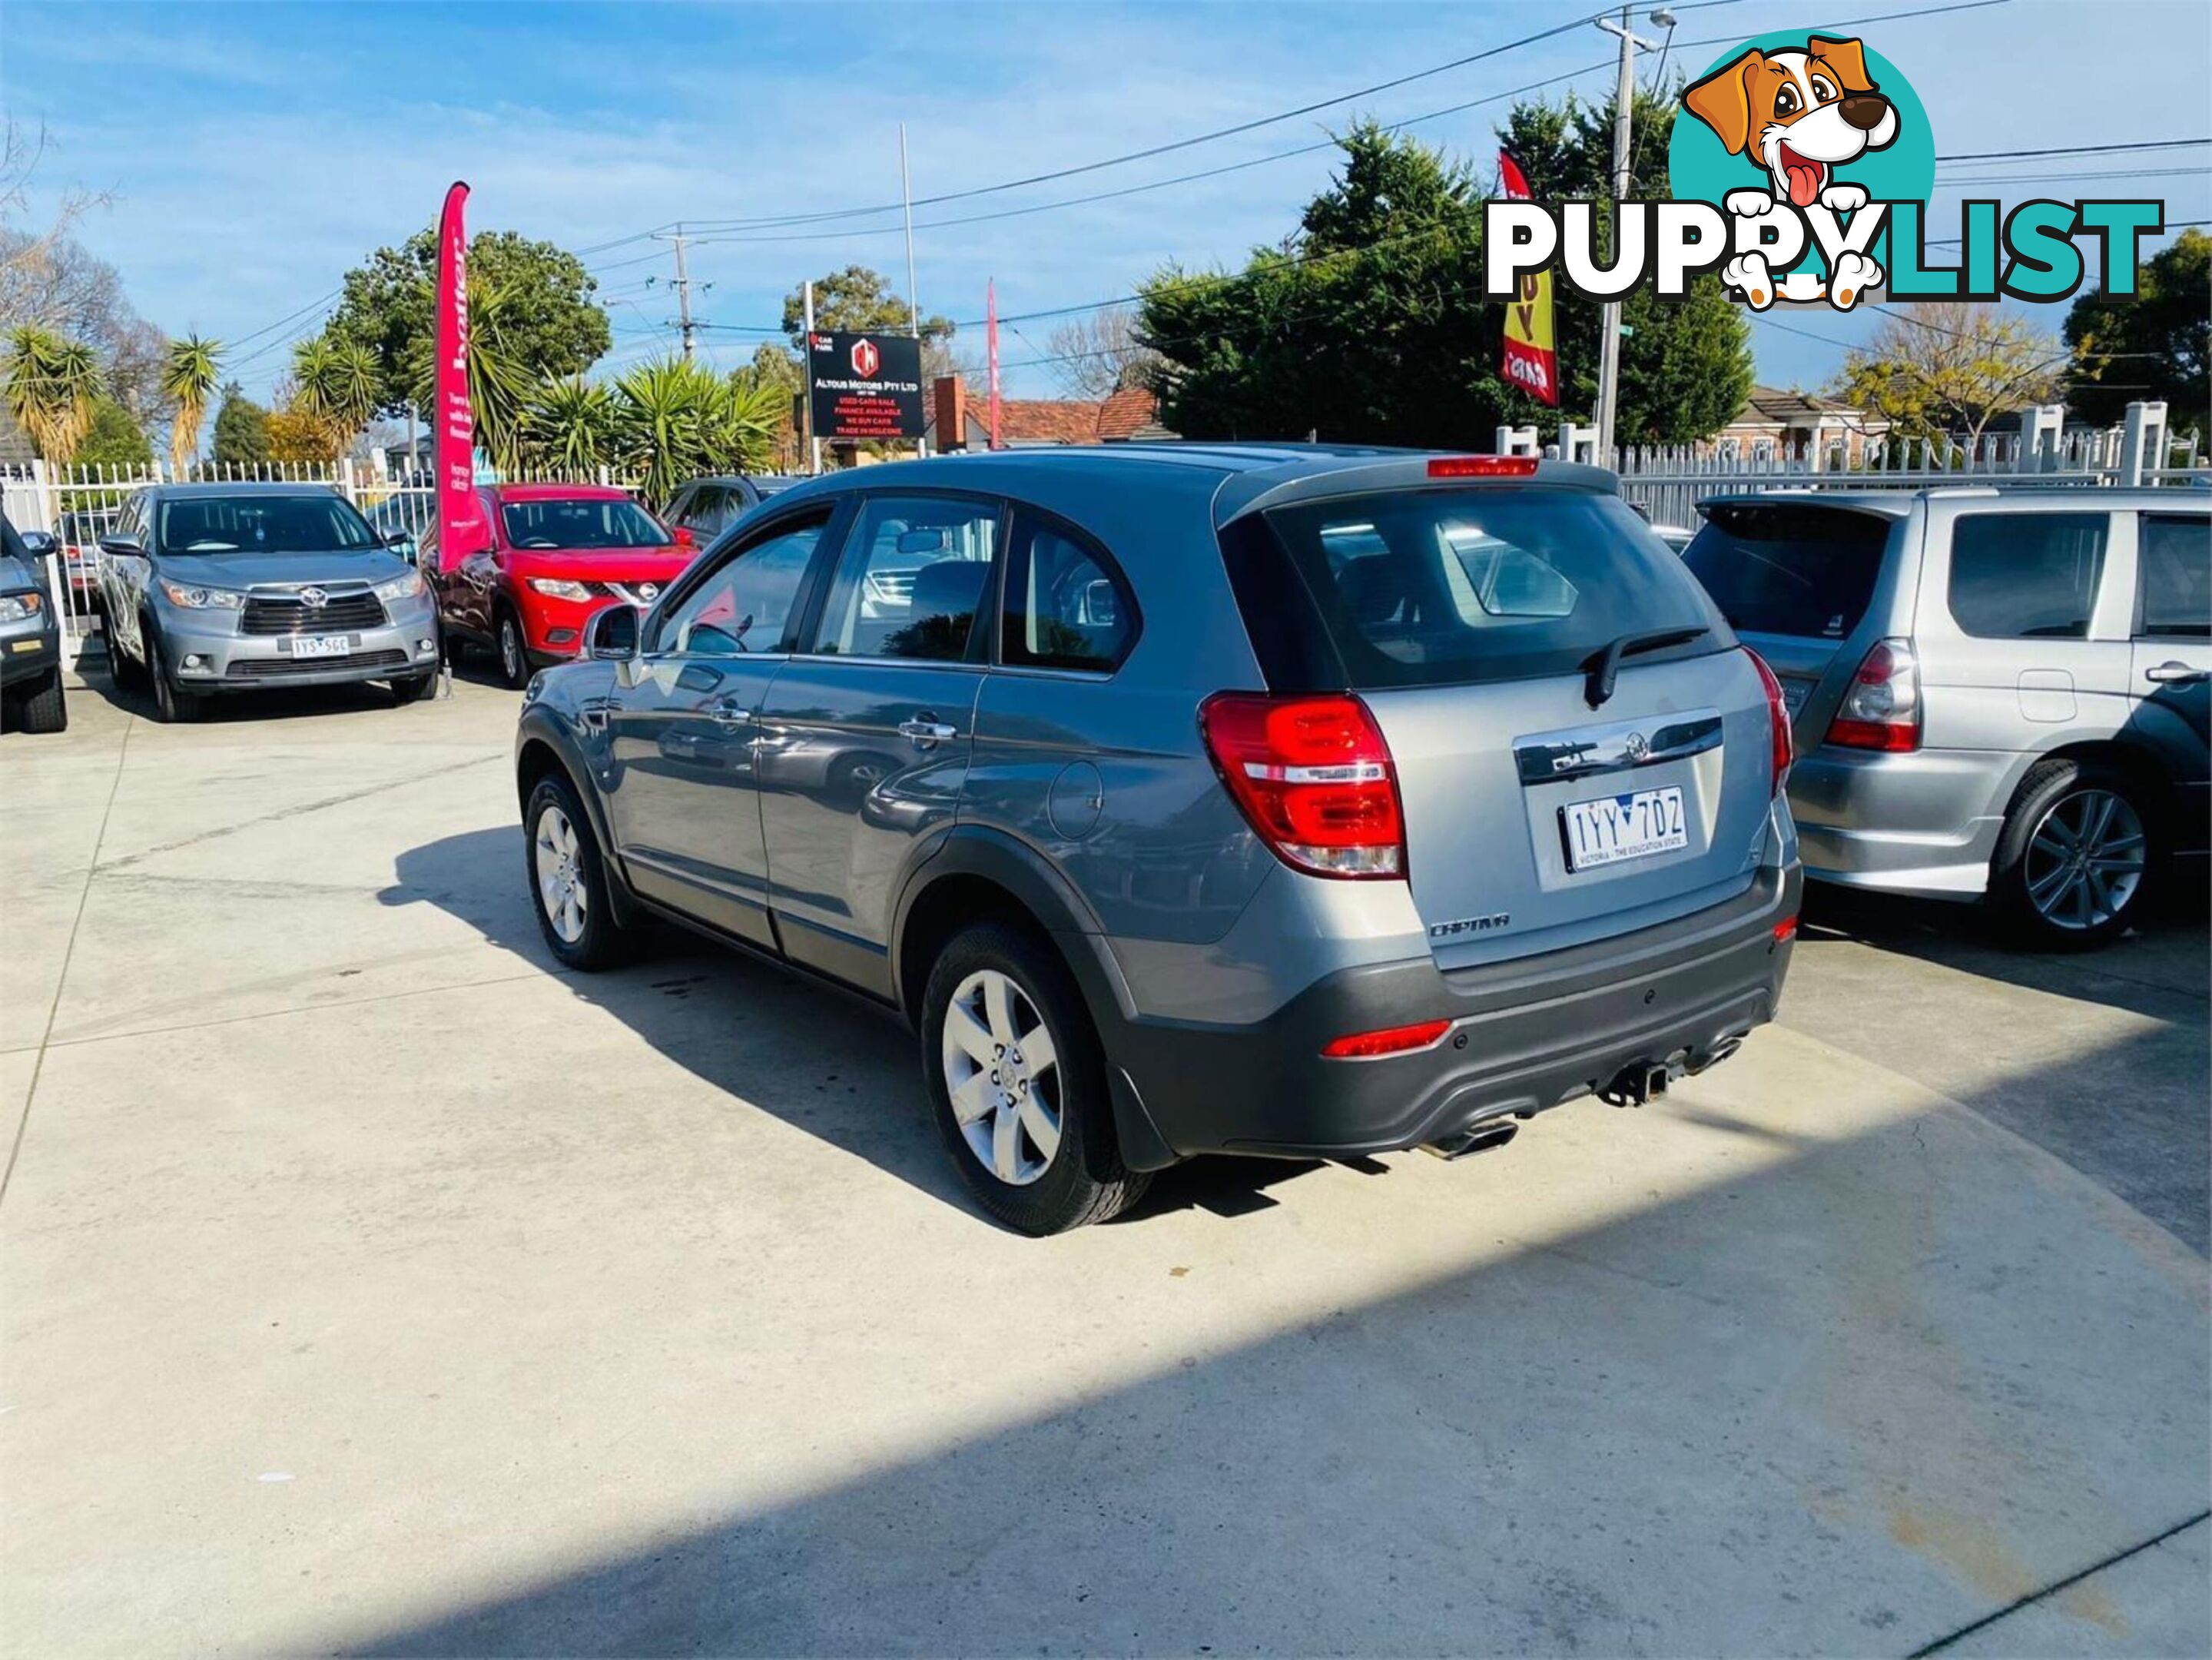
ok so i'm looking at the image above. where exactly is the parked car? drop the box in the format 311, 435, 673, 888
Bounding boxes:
0, 515, 66, 733
54, 511, 108, 618
513, 447, 1801, 1233
1682, 486, 2210, 946
361, 493, 433, 563
662, 476, 766, 546
97, 483, 440, 722
421, 483, 697, 689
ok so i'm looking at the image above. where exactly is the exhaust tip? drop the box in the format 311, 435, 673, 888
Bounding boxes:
1420, 1120, 1521, 1160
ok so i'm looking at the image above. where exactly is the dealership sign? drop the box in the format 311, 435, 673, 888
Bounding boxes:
808, 331, 925, 440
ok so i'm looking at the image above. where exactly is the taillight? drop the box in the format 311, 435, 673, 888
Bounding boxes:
1322, 1018, 1452, 1059
1745, 648, 1793, 795
1825, 638, 1921, 752
1199, 692, 1406, 879
1428, 455, 1538, 479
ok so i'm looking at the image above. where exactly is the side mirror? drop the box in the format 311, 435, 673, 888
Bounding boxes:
98, 534, 144, 557
18, 530, 57, 559
385, 531, 420, 565
672, 525, 697, 549
585, 602, 640, 660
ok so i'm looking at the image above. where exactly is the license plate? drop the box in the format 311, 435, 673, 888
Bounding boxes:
288, 634, 354, 659
1564, 785, 1688, 871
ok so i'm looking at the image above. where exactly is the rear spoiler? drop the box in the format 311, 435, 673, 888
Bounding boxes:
1215, 456, 1620, 526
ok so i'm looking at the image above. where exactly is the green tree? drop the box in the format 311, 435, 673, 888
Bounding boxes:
601, 356, 781, 505
1832, 304, 2066, 447
405, 277, 537, 472
2064, 227, 2209, 438
4, 324, 105, 460
781, 266, 954, 347
71, 395, 151, 469
290, 334, 381, 450
522, 374, 622, 474
160, 333, 224, 474
209, 382, 272, 468
324, 227, 611, 416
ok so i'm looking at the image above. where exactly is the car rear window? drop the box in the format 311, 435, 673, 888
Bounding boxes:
1223, 486, 1723, 691
1682, 503, 1892, 639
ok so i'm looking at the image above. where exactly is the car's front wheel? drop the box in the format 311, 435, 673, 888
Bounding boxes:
495, 606, 531, 690
523, 772, 643, 970
145, 626, 203, 724
12, 666, 68, 733
1991, 758, 2155, 949
920, 921, 1149, 1234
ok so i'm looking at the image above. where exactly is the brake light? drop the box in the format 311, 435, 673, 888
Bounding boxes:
1825, 638, 1921, 752
1744, 648, 1793, 795
1773, 915, 1799, 942
1322, 1019, 1452, 1059
1199, 692, 1405, 879
1428, 455, 1538, 478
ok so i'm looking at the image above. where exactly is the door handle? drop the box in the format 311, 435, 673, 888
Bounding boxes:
709, 697, 751, 727
899, 715, 960, 747
2145, 661, 2207, 686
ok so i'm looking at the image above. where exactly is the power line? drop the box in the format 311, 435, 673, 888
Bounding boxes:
1935, 136, 2210, 163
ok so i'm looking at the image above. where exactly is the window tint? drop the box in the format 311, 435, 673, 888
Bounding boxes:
655, 515, 826, 656
2138, 515, 2210, 640
1000, 519, 1136, 672
675, 485, 728, 533
158, 493, 376, 554
1948, 513, 2107, 639
1683, 503, 1890, 638
808, 494, 1000, 662
1241, 488, 1719, 690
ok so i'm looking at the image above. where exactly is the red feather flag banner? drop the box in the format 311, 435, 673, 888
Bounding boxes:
433, 180, 483, 567
1496, 153, 1559, 408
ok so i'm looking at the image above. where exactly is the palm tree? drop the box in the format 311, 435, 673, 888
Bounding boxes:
292, 334, 380, 452
522, 374, 621, 474
614, 357, 711, 506
407, 277, 533, 473
161, 333, 224, 476
4, 326, 106, 463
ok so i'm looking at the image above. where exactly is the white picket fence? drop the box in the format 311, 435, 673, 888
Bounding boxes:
1, 457, 645, 667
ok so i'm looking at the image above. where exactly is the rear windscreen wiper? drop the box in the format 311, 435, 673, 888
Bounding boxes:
1582, 626, 1709, 709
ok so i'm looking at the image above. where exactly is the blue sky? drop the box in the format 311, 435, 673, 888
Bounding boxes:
2, 0, 2206, 412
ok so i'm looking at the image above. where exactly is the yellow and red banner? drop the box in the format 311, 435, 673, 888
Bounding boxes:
1496, 153, 1558, 407
433, 180, 483, 567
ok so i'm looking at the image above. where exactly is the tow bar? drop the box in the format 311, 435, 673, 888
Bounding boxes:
1597, 1031, 1750, 1107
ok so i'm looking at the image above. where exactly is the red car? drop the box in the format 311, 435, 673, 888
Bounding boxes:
422, 483, 699, 688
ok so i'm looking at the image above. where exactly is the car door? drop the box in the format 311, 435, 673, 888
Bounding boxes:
2127, 510, 2210, 851
757, 491, 1004, 995
602, 505, 841, 947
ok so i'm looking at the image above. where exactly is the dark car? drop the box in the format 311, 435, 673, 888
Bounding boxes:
514, 446, 1800, 1233
1, 514, 67, 733
662, 475, 802, 546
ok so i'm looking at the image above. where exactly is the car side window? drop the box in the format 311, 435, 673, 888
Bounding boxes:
1000, 516, 1138, 672
677, 484, 725, 533
806, 493, 1001, 662
2137, 515, 2210, 641
652, 513, 829, 657
1948, 513, 2107, 640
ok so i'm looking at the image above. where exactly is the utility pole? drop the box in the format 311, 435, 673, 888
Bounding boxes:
668, 228, 697, 361
802, 278, 821, 476
900, 123, 927, 457
1592, 8, 1670, 466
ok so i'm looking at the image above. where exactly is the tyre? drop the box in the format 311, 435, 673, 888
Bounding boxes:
17, 666, 67, 733
523, 772, 642, 970
494, 606, 531, 690
390, 670, 435, 706
145, 626, 204, 724
1990, 758, 2154, 949
920, 920, 1149, 1235
108, 626, 145, 692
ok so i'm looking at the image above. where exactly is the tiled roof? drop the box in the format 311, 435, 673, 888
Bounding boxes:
949, 381, 1172, 447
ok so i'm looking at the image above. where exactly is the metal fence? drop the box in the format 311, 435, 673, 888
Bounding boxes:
0, 457, 645, 668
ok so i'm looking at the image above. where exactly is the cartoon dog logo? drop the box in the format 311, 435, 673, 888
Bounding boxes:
1682, 35, 1899, 309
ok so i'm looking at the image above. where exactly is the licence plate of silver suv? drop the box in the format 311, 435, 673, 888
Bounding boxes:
1564, 785, 1687, 871
287, 634, 356, 658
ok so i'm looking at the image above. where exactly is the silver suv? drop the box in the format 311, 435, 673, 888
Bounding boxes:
1684, 487, 2210, 946
517, 447, 1801, 1233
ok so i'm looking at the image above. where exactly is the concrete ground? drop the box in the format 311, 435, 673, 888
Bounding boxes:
3, 664, 2207, 1658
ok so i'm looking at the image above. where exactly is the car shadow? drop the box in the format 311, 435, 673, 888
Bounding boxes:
378, 825, 1332, 1230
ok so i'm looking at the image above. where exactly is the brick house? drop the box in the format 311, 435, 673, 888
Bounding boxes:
927, 377, 1174, 451
1708, 384, 1891, 466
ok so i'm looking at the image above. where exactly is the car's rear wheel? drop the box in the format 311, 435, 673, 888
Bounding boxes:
15, 666, 67, 733
495, 606, 530, 689
145, 626, 203, 724
524, 773, 642, 970
920, 921, 1149, 1235
1991, 758, 2154, 949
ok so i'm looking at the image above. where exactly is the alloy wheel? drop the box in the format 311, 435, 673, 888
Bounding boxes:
534, 803, 588, 944
940, 968, 1063, 1186
2023, 787, 2145, 931
500, 616, 524, 685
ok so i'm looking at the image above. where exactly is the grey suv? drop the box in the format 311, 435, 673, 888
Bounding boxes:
99, 483, 441, 721
1684, 487, 2209, 946
516, 447, 1802, 1233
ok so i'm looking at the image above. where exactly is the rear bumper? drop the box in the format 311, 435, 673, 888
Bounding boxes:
1788, 745, 2021, 901
1103, 863, 1800, 1161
